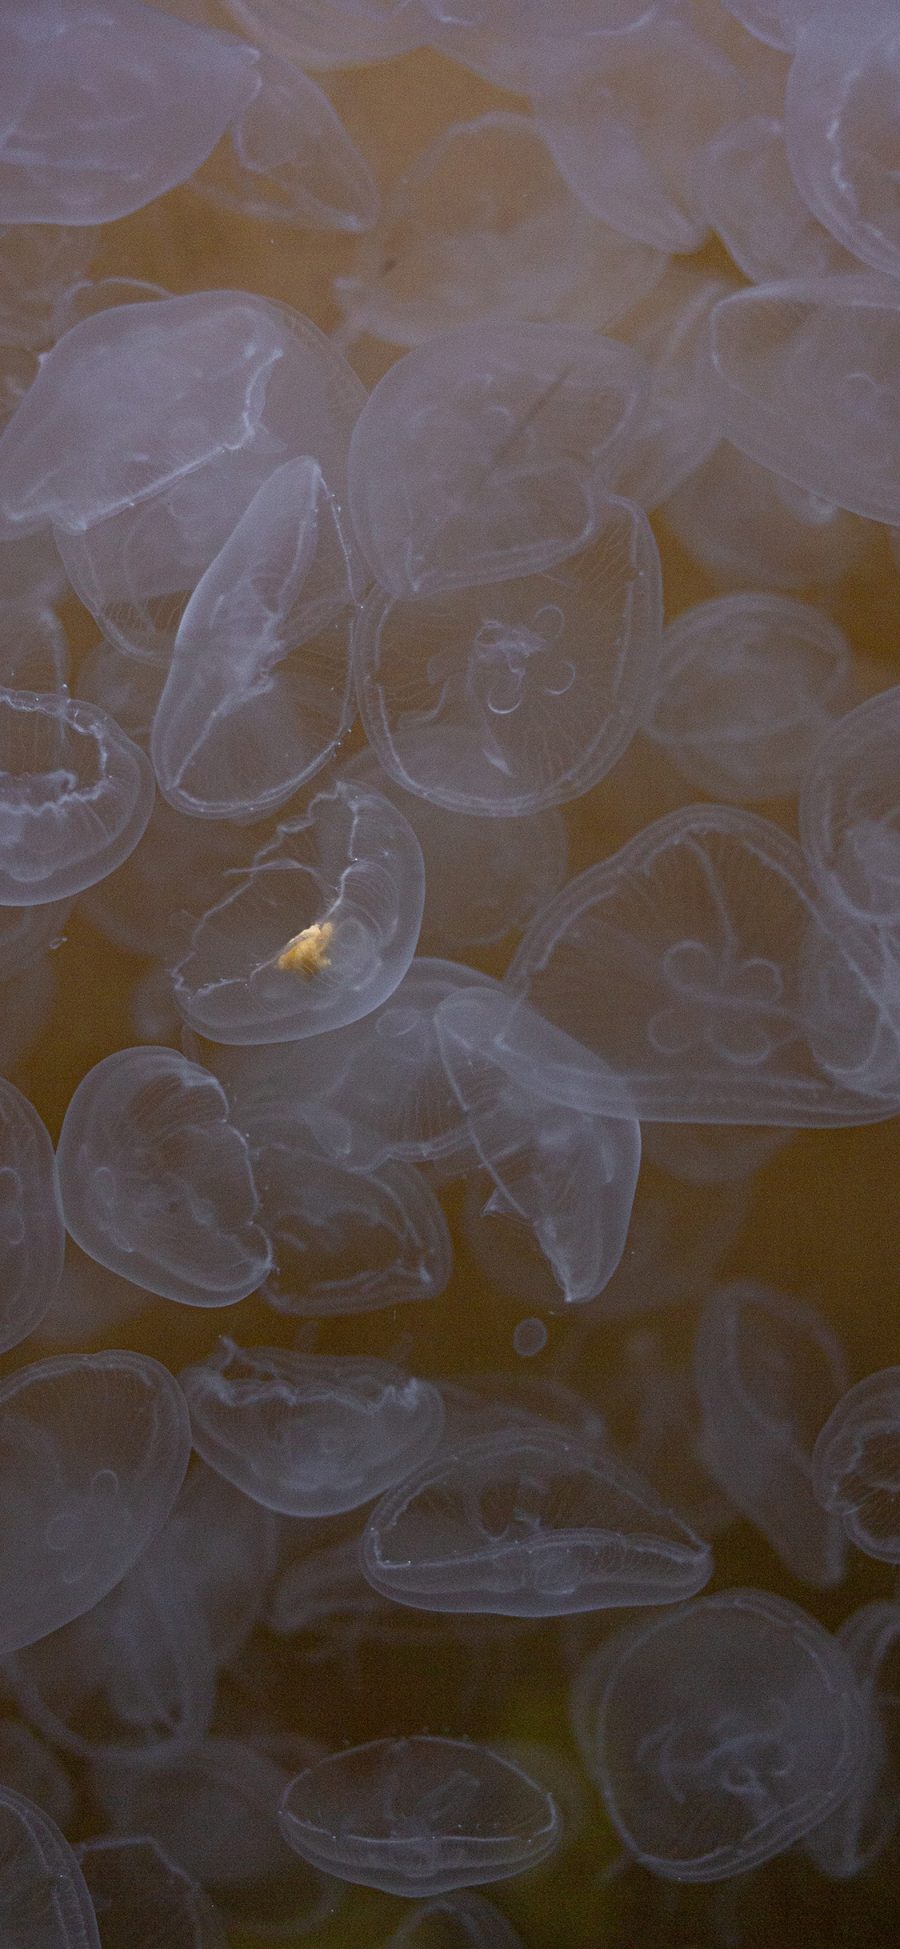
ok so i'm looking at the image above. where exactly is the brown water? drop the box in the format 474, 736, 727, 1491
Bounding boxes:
7, 40, 900, 1949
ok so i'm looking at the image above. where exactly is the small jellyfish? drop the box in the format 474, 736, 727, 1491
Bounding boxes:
192, 48, 379, 233
347, 320, 649, 597
0, 689, 154, 906
645, 593, 854, 803
55, 1047, 272, 1308
252, 1109, 452, 1317
710, 277, 900, 526
0, 1785, 100, 1949
0, 0, 258, 226
812, 1367, 900, 1561
508, 803, 900, 1125
361, 1426, 712, 1616
385, 1889, 525, 1948
150, 457, 357, 823
0, 1080, 64, 1356
179, 1339, 446, 1517
171, 781, 425, 1045
694, 1281, 848, 1586
785, 8, 900, 281
92, 1736, 339, 1939
352, 497, 662, 816
800, 684, 900, 929
0, 1350, 191, 1655
596, 1588, 867, 1880
74, 1836, 228, 1949
278, 1735, 561, 1896
534, 14, 744, 252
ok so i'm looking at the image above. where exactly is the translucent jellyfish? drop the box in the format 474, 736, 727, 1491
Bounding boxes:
77, 638, 163, 751
534, 15, 744, 253
811, 1367, 900, 1561
92, 1737, 340, 1939
662, 440, 872, 593
251, 1111, 452, 1316
799, 685, 900, 928
644, 593, 854, 803
151, 458, 356, 821
696, 116, 856, 284
591, 1326, 735, 1540
341, 748, 568, 954
785, 7, 900, 281
0, 289, 364, 541
3, 1538, 216, 1770
154, 1459, 280, 1667
0, 690, 154, 907
55, 1047, 272, 1307
384, 1889, 525, 1948
74, 1837, 228, 1949
0, 898, 71, 983
804, 1599, 900, 1880
278, 1735, 561, 1896
435, 989, 641, 1304
361, 1426, 711, 1616
719, 0, 795, 47
212, 956, 497, 1173
80, 798, 256, 961
222, 0, 427, 68
48, 274, 171, 342
641, 1120, 789, 1187
336, 113, 592, 347
179, 1339, 446, 1517
353, 497, 661, 816
0, 0, 258, 226
0, 227, 96, 353
0, 1786, 99, 1949
609, 266, 727, 510
694, 1282, 848, 1585
596, 1589, 867, 1880
0, 1721, 74, 1834
709, 277, 900, 525
508, 803, 900, 1125
346, 321, 649, 597
171, 782, 425, 1045
191, 50, 379, 232
0, 1081, 64, 1356
56, 297, 365, 661
423, 0, 670, 93
0, 1350, 191, 1655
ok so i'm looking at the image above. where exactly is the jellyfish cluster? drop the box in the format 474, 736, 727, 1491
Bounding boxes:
4, 0, 900, 1944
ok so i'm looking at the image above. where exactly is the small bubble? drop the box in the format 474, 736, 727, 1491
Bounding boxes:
514, 1317, 547, 1359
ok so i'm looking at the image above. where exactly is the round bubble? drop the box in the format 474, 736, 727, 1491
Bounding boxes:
362, 1426, 711, 1616
0, 1350, 191, 1655
55, 1047, 272, 1308
353, 497, 661, 816
812, 1367, 900, 1562
0, 689, 154, 907
0, 1080, 64, 1356
180, 1339, 446, 1517
347, 320, 649, 597
597, 1588, 867, 1880
171, 781, 425, 1045
278, 1735, 561, 1896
